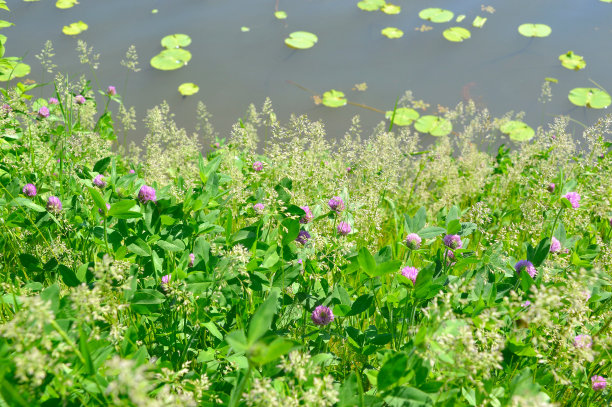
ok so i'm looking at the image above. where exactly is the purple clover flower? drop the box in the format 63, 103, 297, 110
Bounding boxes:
591, 376, 607, 391
400, 266, 419, 284
98, 203, 111, 215
254, 203, 265, 214
311, 305, 334, 326
22, 183, 37, 197
443, 234, 462, 250
138, 185, 156, 204
107, 85, 117, 96
1, 104, 11, 115
296, 230, 311, 245
129, 169, 136, 174
550, 237, 561, 253
328, 196, 345, 212
93, 174, 106, 188
444, 249, 457, 266
405, 233, 421, 250
337, 221, 351, 236
189, 253, 195, 267
521, 300, 531, 308
515, 260, 537, 278
252, 161, 264, 172
547, 183, 555, 193
46, 196, 62, 214
161, 274, 171, 285
38, 106, 50, 118
213, 142, 220, 149
49, 97, 59, 105
573, 334, 592, 349
563, 192, 580, 209
75, 95, 86, 105
300, 205, 313, 224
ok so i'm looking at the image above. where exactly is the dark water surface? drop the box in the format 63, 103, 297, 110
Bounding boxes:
6, 0, 612, 144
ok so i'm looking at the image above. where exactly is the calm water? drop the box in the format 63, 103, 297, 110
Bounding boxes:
6, 0, 612, 144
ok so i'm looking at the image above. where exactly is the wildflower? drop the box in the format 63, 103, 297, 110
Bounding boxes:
550, 237, 561, 253
328, 196, 345, 212
443, 234, 462, 249
37, 106, 50, 118
346, 166, 352, 173
46, 196, 62, 214
213, 142, 220, 148
405, 233, 421, 250
1, 103, 11, 114
129, 169, 135, 174
400, 266, 419, 284
311, 306, 334, 326
252, 161, 264, 172
189, 253, 195, 267
444, 249, 456, 266
253, 203, 265, 213
49, 97, 59, 105
161, 274, 171, 285
75, 95, 86, 105
296, 230, 311, 245
547, 183, 555, 193
300, 205, 313, 224
98, 203, 111, 215
22, 183, 37, 197
591, 376, 607, 391
563, 192, 580, 209
138, 185, 156, 204
93, 174, 106, 188
337, 221, 351, 236
107, 85, 116, 96
515, 260, 537, 278
521, 300, 531, 307
573, 335, 592, 349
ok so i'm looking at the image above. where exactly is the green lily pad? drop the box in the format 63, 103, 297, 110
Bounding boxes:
274, 11, 287, 19
419, 8, 454, 23
152, 9, 158, 14
381, 27, 404, 39
456, 15, 466, 23
559, 51, 586, 70
0, 35, 6, 45
601, 0, 612, 2
357, 0, 385, 11
285, 31, 318, 50
473, 16, 487, 28
381, 4, 401, 15
414, 115, 452, 136
385, 108, 420, 126
178, 82, 199, 96
150, 48, 192, 71
568, 87, 611, 109
241, 26, 250, 32
518, 24, 551, 37
443, 27, 471, 42
0, 58, 31, 82
161, 34, 191, 49
322, 90, 347, 108
56, 0, 78, 9
62, 21, 88, 36
0, 20, 13, 28
500, 121, 535, 141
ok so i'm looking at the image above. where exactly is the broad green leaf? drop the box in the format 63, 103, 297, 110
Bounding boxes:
0, 20, 13, 28
347, 294, 373, 316
127, 238, 152, 257
381, 27, 404, 39
11, 197, 45, 212
358, 247, 377, 275
414, 115, 452, 136
0, 58, 31, 82
456, 15, 466, 23
322, 89, 347, 107
88, 187, 107, 215
56, 0, 78, 9
518, 23, 551, 37
62, 21, 88, 36
472, 16, 487, 28
385, 107, 419, 126
381, 4, 401, 15
500, 120, 535, 141
161, 33, 191, 49
108, 200, 142, 219
443, 27, 471, 42
568, 87, 611, 108
274, 11, 287, 19
357, 0, 385, 11
130, 289, 166, 305
285, 31, 318, 49
156, 239, 186, 252
559, 51, 586, 70
378, 353, 408, 390
248, 288, 279, 343
150, 48, 192, 71
178, 82, 199, 96
418, 226, 446, 239
419, 8, 454, 23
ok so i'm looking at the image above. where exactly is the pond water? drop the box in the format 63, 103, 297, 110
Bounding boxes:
6, 0, 612, 145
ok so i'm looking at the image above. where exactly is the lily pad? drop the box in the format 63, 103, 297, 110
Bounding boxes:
419, 8, 454, 23
518, 24, 551, 37
443, 27, 471, 42
385, 108, 419, 126
56, 0, 78, 9
357, 0, 385, 11
0, 20, 13, 28
241, 26, 250, 32
381, 27, 404, 39
321, 90, 347, 108
274, 11, 287, 19
500, 121, 535, 141
381, 4, 401, 15
414, 115, 452, 136
568, 87, 611, 109
178, 82, 199, 96
456, 15, 466, 23
161, 34, 191, 49
285, 31, 318, 50
473, 16, 487, 28
62, 21, 88, 36
558, 51, 586, 70
150, 48, 192, 71
0, 58, 31, 82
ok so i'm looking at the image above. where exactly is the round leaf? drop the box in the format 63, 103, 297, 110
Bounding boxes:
518, 24, 551, 37
56, 0, 78, 9
558, 51, 586, 70
285, 31, 318, 50
322, 89, 347, 108
568, 87, 611, 109
419, 8, 454, 23
241, 26, 250, 32
385, 108, 420, 126
414, 115, 452, 136
500, 120, 535, 141
357, 0, 385, 11
150, 48, 192, 71
178, 82, 199, 96
0, 58, 31, 82
381, 4, 401, 15
443, 27, 471, 42
274, 11, 287, 19
472, 16, 487, 28
62, 21, 88, 36
161, 34, 192, 49
381, 27, 404, 39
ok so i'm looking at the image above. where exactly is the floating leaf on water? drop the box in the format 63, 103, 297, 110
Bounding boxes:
0, 20, 13, 28
56, 0, 78, 9
274, 11, 287, 19
518, 23, 551, 37
472, 16, 487, 28
568, 87, 611, 109
385, 107, 419, 126
456, 15, 466, 23
0, 34, 6, 45
62, 21, 88, 36
357, 0, 385, 11
545, 77, 558, 83
240, 26, 250, 32
0, 57, 31, 82
161, 34, 192, 49
601, 0, 612, 3
353, 82, 368, 91
150, 48, 192, 71
284, 31, 318, 49
419, 8, 454, 23
381, 4, 401, 15
500, 120, 535, 141
443, 27, 471, 42
381, 27, 404, 39
321, 89, 347, 108
558, 51, 586, 70
414, 115, 452, 136
178, 82, 199, 96
152, 9, 158, 14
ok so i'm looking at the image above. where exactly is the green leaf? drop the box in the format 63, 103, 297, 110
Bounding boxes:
446, 219, 461, 235
280, 218, 300, 246
472, 16, 487, 28
418, 226, 446, 239
56, 0, 78, 9
226, 329, 249, 352
11, 197, 45, 212
358, 247, 377, 276
568, 87, 611, 109
0, 20, 13, 28
443, 27, 471, 42
274, 10, 287, 19
381, 27, 404, 39
378, 353, 408, 390
500, 120, 535, 142
150, 48, 192, 71
127, 238, 152, 257
0, 58, 30, 82
322, 89, 347, 107
459, 222, 477, 237
385, 386, 432, 406
62, 21, 88, 36
156, 239, 186, 252
161, 33, 192, 49
419, 8, 454, 23
559, 51, 586, 70
284, 31, 318, 49
130, 289, 166, 305
371, 260, 402, 277
414, 115, 452, 136
347, 294, 373, 316
252, 337, 295, 365
178, 82, 199, 96
529, 237, 550, 267
93, 156, 111, 173
247, 288, 279, 343
381, 4, 400, 15
95, 111, 115, 141
385, 107, 419, 126
518, 23, 551, 37
108, 200, 142, 219
88, 187, 107, 215
59, 264, 80, 287
357, 0, 385, 11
